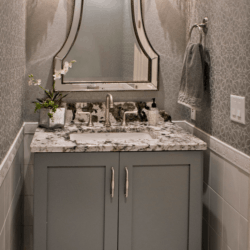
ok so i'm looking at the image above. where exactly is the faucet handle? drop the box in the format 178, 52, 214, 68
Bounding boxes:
122, 111, 138, 126
78, 112, 93, 127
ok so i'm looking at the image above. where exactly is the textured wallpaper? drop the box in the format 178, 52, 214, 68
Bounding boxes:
0, 0, 26, 164
143, 0, 188, 119
186, 0, 250, 155
24, 0, 188, 121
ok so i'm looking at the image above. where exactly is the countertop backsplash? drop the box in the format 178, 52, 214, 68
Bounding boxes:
65, 101, 172, 125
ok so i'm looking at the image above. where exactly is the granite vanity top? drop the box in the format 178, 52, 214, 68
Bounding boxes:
30, 122, 207, 153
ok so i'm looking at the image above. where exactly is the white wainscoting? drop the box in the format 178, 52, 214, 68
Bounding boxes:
22, 122, 38, 250
0, 124, 24, 250
175, 121, 249, 250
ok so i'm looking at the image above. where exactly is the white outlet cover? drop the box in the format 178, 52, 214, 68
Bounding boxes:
230, 95, 245, 124
191, 109, 196, 120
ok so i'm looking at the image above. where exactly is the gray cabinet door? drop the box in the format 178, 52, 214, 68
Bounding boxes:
34, 153, 119, 250
119, 151, 203, 250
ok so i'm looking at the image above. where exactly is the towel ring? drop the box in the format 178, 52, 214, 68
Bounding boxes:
188, 24, 203, 44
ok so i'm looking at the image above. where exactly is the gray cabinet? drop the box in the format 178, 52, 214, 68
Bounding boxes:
34, 153, 119, 250
34, 151, 203, 250
119, 152, 203, 250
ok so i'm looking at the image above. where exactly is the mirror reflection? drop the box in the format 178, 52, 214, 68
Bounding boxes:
54, 0, 159, 91
64, 0, 148, 83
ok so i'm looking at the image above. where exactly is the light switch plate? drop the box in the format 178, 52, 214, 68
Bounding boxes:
230, 95, 245, 124
191, 109, 196, 120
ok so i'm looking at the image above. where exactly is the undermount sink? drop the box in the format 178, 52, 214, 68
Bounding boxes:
70, 132, 153, 142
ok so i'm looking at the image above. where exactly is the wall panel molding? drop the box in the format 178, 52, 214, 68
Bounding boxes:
175, 121, 250, 174
0, 126, 24, 188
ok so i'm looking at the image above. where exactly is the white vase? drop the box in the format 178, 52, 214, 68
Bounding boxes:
39, 108, 66, 128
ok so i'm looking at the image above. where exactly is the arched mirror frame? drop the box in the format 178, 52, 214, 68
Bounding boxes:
54, 0, 159, 91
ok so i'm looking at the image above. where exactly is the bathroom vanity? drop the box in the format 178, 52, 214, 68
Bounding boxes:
31, 122, 206, 250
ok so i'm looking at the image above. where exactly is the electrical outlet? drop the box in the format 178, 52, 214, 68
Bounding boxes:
191, 109, 196, 120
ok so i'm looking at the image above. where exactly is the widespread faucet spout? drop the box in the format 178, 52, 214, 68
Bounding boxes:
104, 93, 114, 127
107, 93, 114, 108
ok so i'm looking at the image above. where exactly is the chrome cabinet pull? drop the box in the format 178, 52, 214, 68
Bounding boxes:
125, 167, 129, 198
110, 167, 115, 198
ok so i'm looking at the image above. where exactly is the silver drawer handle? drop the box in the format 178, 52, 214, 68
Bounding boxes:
111, 167, 115, 198
125, 167, 129, 198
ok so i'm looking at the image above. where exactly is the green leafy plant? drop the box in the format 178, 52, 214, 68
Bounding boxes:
28, 60, 76, 119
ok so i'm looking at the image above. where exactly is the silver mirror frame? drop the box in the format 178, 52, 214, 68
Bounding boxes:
54, 0, 159, 92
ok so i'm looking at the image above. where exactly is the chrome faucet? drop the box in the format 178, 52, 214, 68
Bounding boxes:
77, 111, 93, 127
104, 93, 114, 127
122, 111, 137, 126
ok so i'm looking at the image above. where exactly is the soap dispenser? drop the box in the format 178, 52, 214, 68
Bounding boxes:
148, 98, 159, 126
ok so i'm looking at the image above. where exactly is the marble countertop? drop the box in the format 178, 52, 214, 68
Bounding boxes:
30, 122, 207, 152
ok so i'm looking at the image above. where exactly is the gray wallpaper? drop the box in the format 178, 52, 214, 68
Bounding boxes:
143, 0, 188, 119
186, 0, 250, 155
25, 0, 188, 122
0, 0, 26, 165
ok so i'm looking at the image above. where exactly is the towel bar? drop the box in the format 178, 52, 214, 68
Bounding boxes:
188, 17, 208, 47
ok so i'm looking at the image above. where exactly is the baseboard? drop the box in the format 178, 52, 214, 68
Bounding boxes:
174, 121, 250, 174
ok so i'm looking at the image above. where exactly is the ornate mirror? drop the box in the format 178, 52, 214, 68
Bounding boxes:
54, 0, 159, 91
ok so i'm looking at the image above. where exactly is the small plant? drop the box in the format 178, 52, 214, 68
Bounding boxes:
28, 60, 76, 119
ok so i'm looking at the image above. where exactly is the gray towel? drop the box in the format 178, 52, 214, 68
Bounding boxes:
178, 43, 204, 111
